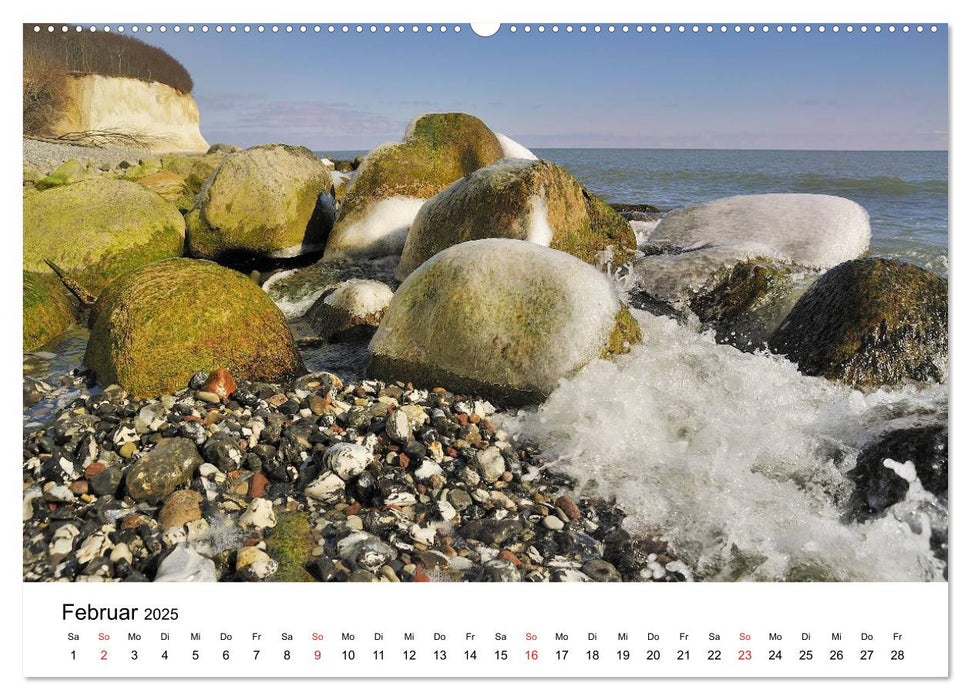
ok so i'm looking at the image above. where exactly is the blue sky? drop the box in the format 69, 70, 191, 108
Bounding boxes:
144, 26, 948, 151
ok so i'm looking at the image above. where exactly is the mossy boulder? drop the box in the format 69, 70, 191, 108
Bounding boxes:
23, 270, 77, 351
305, 279, 394, 341
397, 159, 636, 280
35, 159, 86, 190
769, 258, 947, 389
323, 113, 505, 261
265, 509, 316, 582
186, 144, 332, 261
122, 157, 163, 181
369, 239, 640, 405
159, 153, 226, 193
85, 258, 305, 396
634, 194, 871, 349
137, 171, 195, 211
23, 179, 186, 296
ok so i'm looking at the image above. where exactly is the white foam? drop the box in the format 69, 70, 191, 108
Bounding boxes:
527, 194, 553, 246
496, 133, 538, 160
510, 309, 946, 582
324, 196, 426, 260
330, 170, 351, 188
262, 269, 327, 319
320, 279, 394, 317
320, 157, 334, 168
629, 219, 661, 247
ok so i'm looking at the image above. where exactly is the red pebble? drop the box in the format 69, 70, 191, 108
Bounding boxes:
498, 549, 521, 566
554, 495, 582, 520
202, 368, 237, 400
84, 462, 107, 477
248, 472, 269, 499
412, 566, 431, 582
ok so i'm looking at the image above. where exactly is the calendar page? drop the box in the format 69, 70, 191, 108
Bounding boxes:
15, 1, 954, 690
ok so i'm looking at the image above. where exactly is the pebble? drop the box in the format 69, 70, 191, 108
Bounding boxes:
158, 490, 203, 529
238, 498, 277, 530
236, 546, 278, 581
22, 367, 685, 584
154, 545, 218, 582
201, 369, 237, 400
473, 446, 506, 483
323, 442, 372, 480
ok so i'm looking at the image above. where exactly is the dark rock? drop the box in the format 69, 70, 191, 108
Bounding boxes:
124, 438, 203, 503
770, 259, 947, 388
848, 425, 948, 520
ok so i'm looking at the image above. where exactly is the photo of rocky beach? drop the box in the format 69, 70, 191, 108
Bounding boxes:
22, 25, 948, 583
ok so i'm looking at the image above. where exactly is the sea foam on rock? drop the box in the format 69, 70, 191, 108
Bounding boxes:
186, 144, 332, 261
322, 113, 505, 261
85, 258, 304, 396
633, 193, 871, 349
23, 179, 186, 296
304, 279, 394, 341
769, 258, 947, 389
370, 239, 641, 405
397, 159, 637, 280
495, 133, 538, 160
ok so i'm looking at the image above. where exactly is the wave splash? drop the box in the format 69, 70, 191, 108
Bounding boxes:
509, 310, 947, 582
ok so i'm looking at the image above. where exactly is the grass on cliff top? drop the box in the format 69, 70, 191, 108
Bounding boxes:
24, 25, 193, 93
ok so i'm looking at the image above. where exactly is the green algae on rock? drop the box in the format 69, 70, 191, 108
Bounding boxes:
323, 113, 506, 261
186, 144, 332, 262
23, 270, 78, 351
35, 159, 86, 190
136, 171, 196, 211
85, 258, 305, 396
159, 153, 226, 193
264, 509, 316, 582
397, 159, 637, 280
769, 258, 947, 389
23, 179, 186, 296
370, 239, 640, 405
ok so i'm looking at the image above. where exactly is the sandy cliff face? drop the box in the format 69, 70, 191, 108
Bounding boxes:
54, 74, 208, 153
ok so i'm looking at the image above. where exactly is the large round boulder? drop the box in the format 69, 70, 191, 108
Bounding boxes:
322, 113, 505, 261
369, 239, 641, 405
633, 193, 870, 349
85, 258, 305, 396
769, 258, 947, 389
23, 179, 186, 296
397, 159, 637, 280
186, 144, 332, 261
23, 270, 77, 351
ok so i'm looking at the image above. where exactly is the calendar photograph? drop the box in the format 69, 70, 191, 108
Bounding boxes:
22, 21, 948, 590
